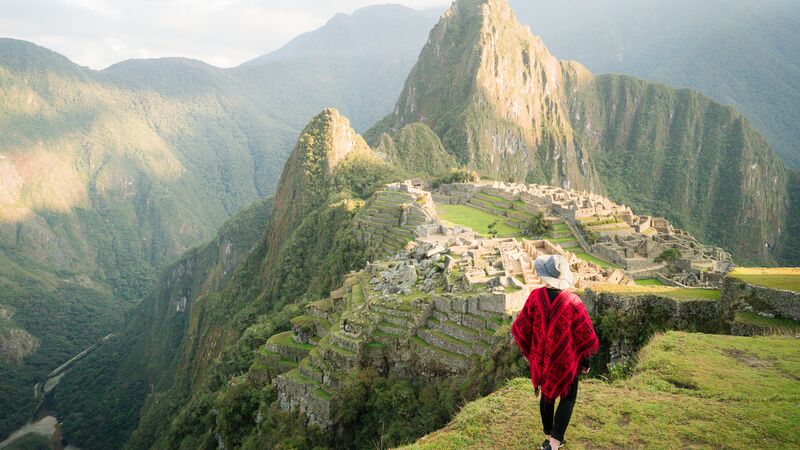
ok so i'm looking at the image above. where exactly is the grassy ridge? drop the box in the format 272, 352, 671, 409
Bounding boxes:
403, 332, 800, 449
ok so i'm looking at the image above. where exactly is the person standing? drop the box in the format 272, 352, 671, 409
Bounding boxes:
511, 254, 599, 450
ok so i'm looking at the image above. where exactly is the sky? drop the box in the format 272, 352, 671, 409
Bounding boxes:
0, 0, 448, 69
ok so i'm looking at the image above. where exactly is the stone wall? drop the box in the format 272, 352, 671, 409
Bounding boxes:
582, 290, 726, 363
276, 374, 333, 428
721, 277, 800, 322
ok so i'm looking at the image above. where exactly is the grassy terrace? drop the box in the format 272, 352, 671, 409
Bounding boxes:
585, 285, 720, 301
411, 335, 466, 360
402, 332, 800, 450
572, 252, 619, 269
728, 267, 800, 292
635, 278, 666, 286
436, 204, 520, 237
266, 331, 315, 351
284, 368, 332, 400
735, 311, 800, 334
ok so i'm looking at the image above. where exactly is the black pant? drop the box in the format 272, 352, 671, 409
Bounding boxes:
540, 375, 579, 443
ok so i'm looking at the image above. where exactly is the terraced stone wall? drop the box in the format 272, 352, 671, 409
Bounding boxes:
353, 188, 434, 257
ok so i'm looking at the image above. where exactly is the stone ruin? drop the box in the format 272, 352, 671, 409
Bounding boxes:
435, 179, 732, 287
269, 179, 737, 428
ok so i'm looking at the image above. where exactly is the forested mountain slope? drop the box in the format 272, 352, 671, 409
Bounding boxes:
0, 5, 438, 438
509, 0, 800, 168
54, 109, 402, 448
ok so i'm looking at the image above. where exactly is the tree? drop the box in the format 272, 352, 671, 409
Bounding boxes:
654, 248, 682, 269
522, 212, 551, 238
487, 220, 499, 238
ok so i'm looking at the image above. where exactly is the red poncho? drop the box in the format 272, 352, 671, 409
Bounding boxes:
511, 287, 599, 402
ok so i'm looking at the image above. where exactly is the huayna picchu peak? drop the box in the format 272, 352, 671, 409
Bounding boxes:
376, 0, 592, 189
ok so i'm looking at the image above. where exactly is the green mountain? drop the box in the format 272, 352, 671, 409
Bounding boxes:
370, 0, 792, 264
0, 38, 289, 436
509, 0, 800, 168
0, 5, 441, 438
52, 109, 402, 448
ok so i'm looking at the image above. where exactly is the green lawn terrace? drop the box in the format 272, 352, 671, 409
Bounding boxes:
435, 203, 521, 238
401, 332, 800, 450
584, 284, 721, 302
580, 284, 727, 341
728, 267, 800, 292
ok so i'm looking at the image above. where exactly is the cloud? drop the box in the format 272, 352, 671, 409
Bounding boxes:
0, 0, 449, 69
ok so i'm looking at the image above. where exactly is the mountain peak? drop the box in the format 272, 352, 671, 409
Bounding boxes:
379, 0, 593, 188
0, 38, 87, 76
267, 108, 370, 250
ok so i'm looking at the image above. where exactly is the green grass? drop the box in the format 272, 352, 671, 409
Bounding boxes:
735, 311, 800, 333
375, 330, 401, 338
444, 320, 480, 336
588, 285, 721, 301
572, 252, 620, 269
266, 331, 315, 351
328, 344, 356, 357
402, 332, 800, 450
729, 268, 800, 292
474, 191, 511, 205
436, 204, 520, 237
548, 236, 578, 243
429, 329, 470, 347
284, 368, 333, 400
635, 278, 665, 286
290, 314, 316, 327
410, 335, 466, 360
352, 283, 365, 303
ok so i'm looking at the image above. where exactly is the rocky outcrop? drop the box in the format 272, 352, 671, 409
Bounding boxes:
0, 328, 39, 364
379, 0, 594, 188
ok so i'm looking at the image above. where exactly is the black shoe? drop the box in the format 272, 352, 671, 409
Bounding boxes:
541, 438, 566, 449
